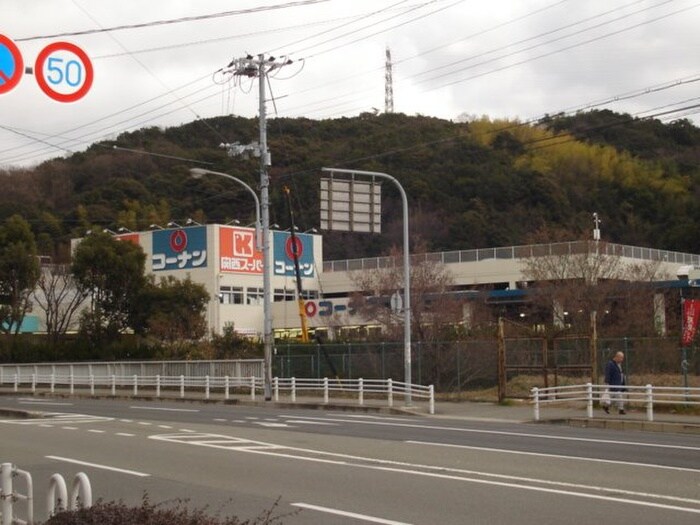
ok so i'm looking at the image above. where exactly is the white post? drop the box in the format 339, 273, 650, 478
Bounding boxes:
180, 374, 185, 398
224, 376, 229, 400
205, 375, 210, 400
69, 373, 74, 394
133, 374, 138, 396
429, 384, 435, 415
1, 462, 13, 525
358, 378, 364, 406
156, 375, 161, 398
13, 374, 18, 392
90, 375, 95, 396
532, 387, 540, 421
70, 472, 92, 510
274, 377, 279, 402
51, 373, 55, 393
111, 374, 116, 396
388, 379, 394, 408
646, 384, 654, 422
250, 375, 256, 401
586, 382, 593, 418
323, 377, 329, 404
31, 373, 36, 394
47, 473, 68, 517
291, 377, 296, 403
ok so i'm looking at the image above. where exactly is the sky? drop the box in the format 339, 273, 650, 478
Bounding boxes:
1, 0, 699, 168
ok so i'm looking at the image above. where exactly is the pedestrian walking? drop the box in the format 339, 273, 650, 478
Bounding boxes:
603, 351, 626, 414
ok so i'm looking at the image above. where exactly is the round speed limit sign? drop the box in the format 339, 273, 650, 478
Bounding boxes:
35, 41, 93, 103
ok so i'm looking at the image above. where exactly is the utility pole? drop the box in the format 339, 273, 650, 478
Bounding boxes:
385, 47, 394, 114
222, 54, 293, 401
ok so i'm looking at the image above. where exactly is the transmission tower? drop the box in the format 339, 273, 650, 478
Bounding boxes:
385, 46, 394, 114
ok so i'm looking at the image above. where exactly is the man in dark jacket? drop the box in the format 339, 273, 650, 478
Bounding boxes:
603, 351, 626, 414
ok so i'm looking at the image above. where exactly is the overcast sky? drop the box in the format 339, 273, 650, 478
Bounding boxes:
1, 0, 699, 168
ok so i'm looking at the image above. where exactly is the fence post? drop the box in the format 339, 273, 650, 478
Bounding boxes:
323, 377, 329, 404
358, 378, 364, 406
70, 372, 74, 394
111, 374, 116, 396
250, 375, 256, 401
224, 376, 229, 400
586, 383, 593, 418
429, 384, 435, 415
180, 375, 185, 398
90, 375, 95, 396
31, 373, 36, 394
274, 377, 279, 402
532, 387, 540, 421
156, 375, 161, 398
388, 379, 393, 408
205, 375, 210, 400
51, 373, 55, 394
291, 377, 296, 403
13, 374, 18, 393
646, 384, 654, 422
1, 462, 13, 525
133, 375, 138, 396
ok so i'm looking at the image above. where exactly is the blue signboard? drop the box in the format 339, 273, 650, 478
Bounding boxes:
152, 226, 207, 271
0, 34, 24, 95
273, 231, 314, 277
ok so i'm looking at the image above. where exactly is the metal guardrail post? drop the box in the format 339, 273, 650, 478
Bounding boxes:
180, 375, 185, 398
70, 373, 74, 394
586, 383, 593, 418
274, 377, 279, 402
429, 385, 435, 415
47, 473, 67, 517
133, 375, 138, 396
13, 374, 18, 393
14, 467, 33, 525
205, 376, 210, 400
1, 462, 13, 525
291, 377, 296, 403
250, 376, 256, 401
388, 379, 393, 408
358, 378, 364, 406
90, 375, 95, 396
31, 373, 36, 394
323, 377, 329, 403
646, 384, 654, 422
111, 375, 116, 396
532, 387, 540, 421
51, 373, 55, 393
156, 375, 161, 398
70, 472, 92, 510
224, 376, 229, 400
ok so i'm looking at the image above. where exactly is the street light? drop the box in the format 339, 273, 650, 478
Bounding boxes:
189, 167, 269, 400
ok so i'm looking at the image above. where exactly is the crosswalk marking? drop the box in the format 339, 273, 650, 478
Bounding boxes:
149, 432, 284, 452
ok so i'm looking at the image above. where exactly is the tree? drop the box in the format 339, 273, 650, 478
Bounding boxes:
71, 231, 146, 343
0, 215, 40, 334
132, 275, 209, 351
33, 264, 88, 348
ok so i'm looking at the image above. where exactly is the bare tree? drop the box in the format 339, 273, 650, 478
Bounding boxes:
33, 264, 88, 348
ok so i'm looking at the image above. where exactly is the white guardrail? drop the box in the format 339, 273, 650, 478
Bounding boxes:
0, 463, 92, 525
531, 383, 700, 421
0, 374, 435, 414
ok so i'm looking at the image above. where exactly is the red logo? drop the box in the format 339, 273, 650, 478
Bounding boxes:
169, 230, 188, 253
285, 236, 303, 261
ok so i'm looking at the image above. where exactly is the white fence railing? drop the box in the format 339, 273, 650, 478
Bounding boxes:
531, 383, 700, 421
1, 374, 435, 414
0, 463, 92, 525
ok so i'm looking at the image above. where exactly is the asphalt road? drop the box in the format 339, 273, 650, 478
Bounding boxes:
1, 396, 699, 524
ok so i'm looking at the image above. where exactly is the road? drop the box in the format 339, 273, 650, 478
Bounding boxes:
1, 396, 699, 524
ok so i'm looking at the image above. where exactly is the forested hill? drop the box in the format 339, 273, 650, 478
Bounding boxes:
1, 110, 698, 261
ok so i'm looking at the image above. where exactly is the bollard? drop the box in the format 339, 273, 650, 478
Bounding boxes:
13, 373, 18, 393
646, 384, 654, 422
532, 387, 540, 421
133, 375, 138, 396
274, 377, 279, 402
111, 374, 116, 396
323, 377, 329, 404
32, 373, 36, 394
291, 377, 296, 403
47, 473, 68, 517
250, 375, 256, 401
90, 375, 95, 396
224, 376, 229, 400
70, 472, 92, 509
180, 375, 185, 398
387, 379, 394, 408
51, 373, 55, 393
156, 375, 161, 398
70, 373, 74, 394
358, 378, 364, 406
429, 384, 435, 415
205, 375, 210, 400
586, 383, 593, 418
2, 462, 13, 525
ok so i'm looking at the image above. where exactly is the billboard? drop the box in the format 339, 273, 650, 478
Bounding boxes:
152, 227, 207, 271
220, 226, 262, 274
273, 231, 314, 277
115, 233, 140, 245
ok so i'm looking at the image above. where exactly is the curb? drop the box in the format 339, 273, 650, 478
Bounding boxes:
539, 417, 700, 435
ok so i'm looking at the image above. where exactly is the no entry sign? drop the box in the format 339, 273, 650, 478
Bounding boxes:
35, 41, 93, 102
0, 34, 24, 94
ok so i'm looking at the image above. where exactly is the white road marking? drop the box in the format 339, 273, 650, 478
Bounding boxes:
119, 419, 133, 422
255, 422, 290, 428
157, 424, 172, 429
285, 420, 339, 426
231, 419, 246, 423
62, 426, 78, 430
406, 441, 700, 474
179, 428, 195, 433
46, 456, 150, 477
280, 415, 700, 452
245, 417, 260, 420
1, 413, 113, 425
88, 429, 105, 434
116, 432, 135, 437
292, 503, 412, 524
18, 401, 74, 406
213, 418, 227, 422
333, 414, 416, 422
149, 432, 700, 513
130, 406, 200, 412
137, 422, 152, 426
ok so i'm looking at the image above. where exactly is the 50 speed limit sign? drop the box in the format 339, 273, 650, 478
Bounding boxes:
35, 41, 93, 102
